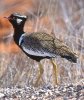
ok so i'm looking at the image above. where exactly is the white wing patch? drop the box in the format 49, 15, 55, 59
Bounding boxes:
22, 46, 56, 57
17, 19, 22, 24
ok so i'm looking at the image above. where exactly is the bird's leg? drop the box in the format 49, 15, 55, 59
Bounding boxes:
34, 62, 44, 86
51, 59, 58, 85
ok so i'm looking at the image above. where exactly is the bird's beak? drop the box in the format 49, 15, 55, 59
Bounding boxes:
4, 16, 8, 19
4, 16, 11, 20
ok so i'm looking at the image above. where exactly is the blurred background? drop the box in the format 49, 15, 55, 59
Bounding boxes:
0, 0, 84, 87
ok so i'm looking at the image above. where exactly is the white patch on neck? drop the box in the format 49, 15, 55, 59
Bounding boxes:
17, 19, 22, 24
19, 34, 24, 45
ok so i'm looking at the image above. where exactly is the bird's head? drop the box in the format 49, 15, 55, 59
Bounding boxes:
4, 13, 27, 28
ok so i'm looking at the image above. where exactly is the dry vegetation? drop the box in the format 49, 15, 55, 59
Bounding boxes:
0, 0, 84, 88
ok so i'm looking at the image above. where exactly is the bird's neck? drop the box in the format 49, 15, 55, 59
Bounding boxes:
14, 27, 24, 33
13, 26, 24, 45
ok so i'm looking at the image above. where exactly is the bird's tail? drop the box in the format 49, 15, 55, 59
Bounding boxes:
61, 52, 77, 63
57, 46, 78, 63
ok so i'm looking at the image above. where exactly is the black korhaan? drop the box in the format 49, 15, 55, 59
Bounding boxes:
5, 13, 77, 86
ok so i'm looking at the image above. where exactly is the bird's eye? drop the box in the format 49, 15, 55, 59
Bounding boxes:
12, 16, 16, 19
11, 16, 16, 20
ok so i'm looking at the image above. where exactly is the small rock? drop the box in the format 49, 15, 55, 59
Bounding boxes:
76, 85, 82, 91
31, 95, 36, 100
0, 93, 5, 98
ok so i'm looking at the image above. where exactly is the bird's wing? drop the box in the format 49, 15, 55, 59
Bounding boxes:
20, 32, 57, 57
33, 32, 77, 62
20, 32, 77, 62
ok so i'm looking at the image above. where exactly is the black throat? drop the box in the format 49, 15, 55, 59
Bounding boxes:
13, 26, 24, 45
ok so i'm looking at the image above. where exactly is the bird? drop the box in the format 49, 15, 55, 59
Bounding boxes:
4, 13, 77, 86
